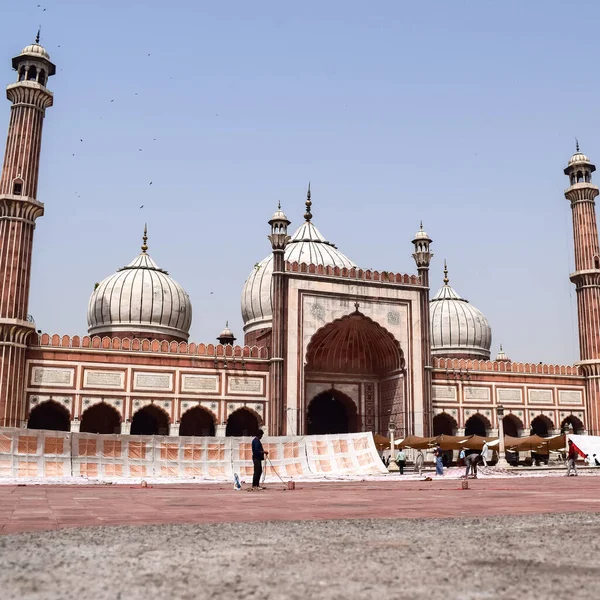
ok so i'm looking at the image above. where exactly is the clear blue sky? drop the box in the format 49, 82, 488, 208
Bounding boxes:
1, 0, 596, 364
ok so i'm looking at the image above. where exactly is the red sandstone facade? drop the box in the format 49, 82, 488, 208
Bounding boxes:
0, 38, 594, 440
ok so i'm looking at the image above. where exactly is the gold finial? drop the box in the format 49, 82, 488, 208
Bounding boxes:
443, 259, 449, 285
141, 223, 148, 253
304, 182, 312, 222
576, 138, 580, 153
35, 28, 41, 44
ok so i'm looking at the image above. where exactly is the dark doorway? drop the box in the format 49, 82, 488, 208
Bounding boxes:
80, 403, 121, 434
464, 414, 488, 437
503, 414, 522, 438
433, 413, 457, 436
306, 390, 357, 435
561, 415, 584, 435
130, 405, 169, 435
180, 407, 216, 437
530, 415, 553, 437
226, 408, 259, 437
27, 401, 70, 431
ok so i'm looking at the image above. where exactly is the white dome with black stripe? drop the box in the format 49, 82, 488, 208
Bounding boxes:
241, 191, 356, 334
430, 262, 491, 359
87, 228, 192, 341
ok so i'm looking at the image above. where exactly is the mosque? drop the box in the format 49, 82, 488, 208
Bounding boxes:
0, 37, 595, 442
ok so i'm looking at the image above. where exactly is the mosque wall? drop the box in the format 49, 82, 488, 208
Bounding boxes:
431, 358, 587, 434
23, 335, 270, 433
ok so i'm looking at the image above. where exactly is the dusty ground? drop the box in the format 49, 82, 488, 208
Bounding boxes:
0, 512, 598, 600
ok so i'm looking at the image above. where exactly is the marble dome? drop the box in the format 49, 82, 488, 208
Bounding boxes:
429, 263, 492, 359
20, 43, 50, 61
241, 205, 356, 335
87, 229, 192, 341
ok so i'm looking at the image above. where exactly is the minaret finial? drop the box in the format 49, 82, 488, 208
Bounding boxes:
278, 200, 281, 210
576, 138, 580, 153
35, 28, 41, 44
304, 182, 312, 222
443, 259, 449, 285
226, 320, 229, 327
499, 343, 503, 352
420, 220, 423, 230
141, 223, 148, 253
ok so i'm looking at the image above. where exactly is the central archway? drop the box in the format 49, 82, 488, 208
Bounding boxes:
305, 311, 405, 375
226, 408, 260, 437
306, 389, 358, 435
433, 413, 458, 436
464, 413, 490, 437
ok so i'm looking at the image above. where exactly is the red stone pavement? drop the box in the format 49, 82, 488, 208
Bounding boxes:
0, 477, 598, 535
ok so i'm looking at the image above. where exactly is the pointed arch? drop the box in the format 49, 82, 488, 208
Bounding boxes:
502, 413, 523, 438
80, 402, 121, 434
27, 400, 70, 431
130, 404, 170, 435
225, 408, 261, 437
561, 415, 584, 434
433, 412, 458, 436
530, 414, 554, 437
179, 406, 216, 437
464, 413, 491, 436
306, 389, 358, 435
305, 311, 405, 375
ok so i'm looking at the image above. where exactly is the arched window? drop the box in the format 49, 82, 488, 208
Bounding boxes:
577, 171, 584, 183
12, 178, 23, 196
464, 413, 490, 436
38, 69, 46, 86
80, 402, 121, 434
594, 256, 600, 270
130, 404, 170, 435
571, 174, 576, 186
226, 408, 260, 437
585, 171, 591, 183
18, 66, 26, 81
179, 406, 216, 436
27, 65, 37, 81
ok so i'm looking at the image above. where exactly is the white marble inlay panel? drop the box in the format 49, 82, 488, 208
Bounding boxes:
83, 370, 125, 389
559, 390, 583, 405
528, 389, 553, 404
432, 385, 456, 401
181, 375, 219, 393
464, 387, 490, 401
228, 377, 263, 395
134, 372, 173, 391
497, 388, 522, 403
31, 367, 74, 387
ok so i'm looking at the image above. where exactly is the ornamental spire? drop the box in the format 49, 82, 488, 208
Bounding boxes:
443, 259, 449, 285
141, 223, 148, 253
304, 182, 312, 222
35, 28, 41, 44
576, 138, 580, 153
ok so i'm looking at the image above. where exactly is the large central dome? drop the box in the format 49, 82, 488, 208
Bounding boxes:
241, 192, 356, 335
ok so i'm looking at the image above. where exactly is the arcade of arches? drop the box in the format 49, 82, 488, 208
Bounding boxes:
304, 311, 406, 435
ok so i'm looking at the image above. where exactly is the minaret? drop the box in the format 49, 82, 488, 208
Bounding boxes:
412, 223, 433, 436
268, 201, 290, 435
564, 144, 600, 434
0, 34, 55, 427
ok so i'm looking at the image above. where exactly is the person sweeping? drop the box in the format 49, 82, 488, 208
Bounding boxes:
251, 429, 268, 491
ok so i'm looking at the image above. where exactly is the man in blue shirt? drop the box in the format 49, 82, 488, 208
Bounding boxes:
251, 429, 269, 490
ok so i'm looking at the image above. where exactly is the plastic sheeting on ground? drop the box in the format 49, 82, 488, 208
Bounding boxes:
0, 428, 386, 479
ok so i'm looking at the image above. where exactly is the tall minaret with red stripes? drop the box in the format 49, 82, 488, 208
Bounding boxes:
565, 143, 600, 434
0, 34, 55, 427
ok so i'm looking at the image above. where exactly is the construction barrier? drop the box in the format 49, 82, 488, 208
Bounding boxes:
0, 428, 387, 480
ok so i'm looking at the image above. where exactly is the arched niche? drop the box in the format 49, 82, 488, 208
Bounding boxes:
27, 400, 70, 431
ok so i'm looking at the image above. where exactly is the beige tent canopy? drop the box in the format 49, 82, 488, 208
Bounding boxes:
395, 434, 566, 452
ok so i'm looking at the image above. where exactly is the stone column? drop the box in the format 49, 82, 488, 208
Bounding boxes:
496, 405, 509, 467
216, 423, 226, 437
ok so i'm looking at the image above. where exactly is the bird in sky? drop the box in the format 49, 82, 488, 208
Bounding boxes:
149, 182, 153, 185
140, 205, 144, 209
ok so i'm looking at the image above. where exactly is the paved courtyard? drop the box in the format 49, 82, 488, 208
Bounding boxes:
0, 476, 598, 534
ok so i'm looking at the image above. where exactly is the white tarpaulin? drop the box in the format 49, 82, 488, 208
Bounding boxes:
0, 428, 386, 480
569, 434, 600, 461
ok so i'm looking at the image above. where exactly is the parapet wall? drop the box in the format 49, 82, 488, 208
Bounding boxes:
433, 357, 581, 376
285, 261, 421, 286
32, 333, 269, 359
